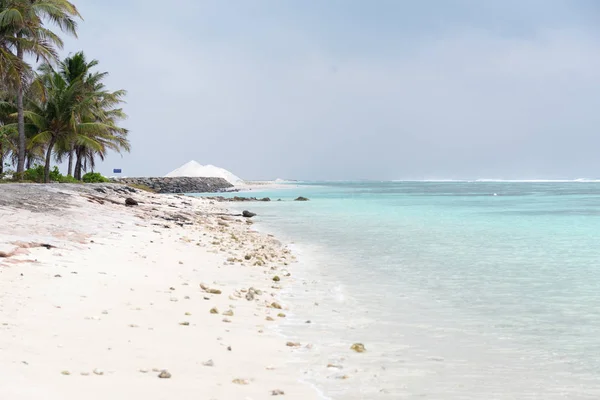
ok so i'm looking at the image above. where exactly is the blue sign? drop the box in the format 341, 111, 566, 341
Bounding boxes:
113, 169, 122, 174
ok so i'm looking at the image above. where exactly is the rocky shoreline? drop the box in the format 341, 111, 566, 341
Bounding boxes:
205, 196, 310, 202
111, 176, 234, 194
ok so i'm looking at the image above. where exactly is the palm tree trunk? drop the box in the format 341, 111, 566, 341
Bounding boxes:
44, 136, 56, 183
74, 147, 83, 180
67, 146, 74, 176
26, 155, 32, 170
0, 142, 4, 175
16, 45, 25, 177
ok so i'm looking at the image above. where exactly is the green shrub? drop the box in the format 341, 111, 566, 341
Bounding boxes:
82, 172, 109, 183
23, 165, 45, 183
58, 174, 80, 183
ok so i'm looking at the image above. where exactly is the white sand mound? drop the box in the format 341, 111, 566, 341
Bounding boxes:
165, 160, 243, 184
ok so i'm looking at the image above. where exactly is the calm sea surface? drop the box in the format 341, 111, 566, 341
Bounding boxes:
197, 181, 600, 399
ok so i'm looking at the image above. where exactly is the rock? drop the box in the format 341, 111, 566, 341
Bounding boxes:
200, 283, 222, 294
139, 369, 149, 373
210, 307, 219, 314
244, 254, 252, 260
327, 364, 343, 369
232, 378, 250, 385
294, 196, 309, 201
242, 210, 257, 218
305, 320, 311, 323
222, 310, 234, 317
92, 368, 104, 376
350, 343, 366, 353
271, 389, 285, 395
271, 302, 282, 309
245, 291, 255, 301
185, 312, 192, 316
158, 370, 172, 379
272, 276, 280, 282
286, 342, 301, 347
260, 197, 271, 202
61, 370, 71, 376
202, 359, 214, 367
277, 313, 286, 318
125, 197, 139, 206
179, 321, 190, 326
113, 177, 233, 194
222, 318, 232, 323
266, 316, 275, 321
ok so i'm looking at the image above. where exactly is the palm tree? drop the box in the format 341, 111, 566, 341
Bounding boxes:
0, 0, 80, 177
0, 87, 16, 174
54, 51, 98, 176
22, 57, 128, 183
54, 52, 129, 180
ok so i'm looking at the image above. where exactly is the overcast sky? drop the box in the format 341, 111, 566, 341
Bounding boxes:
63, 0, 600, 180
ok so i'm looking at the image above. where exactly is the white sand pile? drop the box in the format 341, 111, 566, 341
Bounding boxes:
165, 160, 243, 185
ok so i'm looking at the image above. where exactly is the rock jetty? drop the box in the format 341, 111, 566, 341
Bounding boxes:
112, 177, 233, 194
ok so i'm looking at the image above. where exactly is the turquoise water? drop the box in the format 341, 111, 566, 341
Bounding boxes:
201, 182, 600, 399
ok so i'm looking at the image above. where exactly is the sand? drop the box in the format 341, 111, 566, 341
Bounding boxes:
0, 184, 319, 400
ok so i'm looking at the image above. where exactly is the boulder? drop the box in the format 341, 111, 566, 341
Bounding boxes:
125, 197, 139, 206
242, 210, 256, 218
294, 196, 309, 201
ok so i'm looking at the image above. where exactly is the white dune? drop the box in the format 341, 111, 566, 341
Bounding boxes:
165, 160, 243, 185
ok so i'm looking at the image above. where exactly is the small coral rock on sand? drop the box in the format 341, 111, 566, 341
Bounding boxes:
350, 343, 366, 353
271, 302, 282, 309
222, 310, 234, 316
210, 307, 219, 314
272, 276, 280, 282
271, 389, 285, 395
286, 342, 301, 347
242, 210, 257, 218
202, 359, 215, 367
200, 283, 222, 294
158, 370, 172, 379
232, 378, 250, 385
125, 197, 139, 206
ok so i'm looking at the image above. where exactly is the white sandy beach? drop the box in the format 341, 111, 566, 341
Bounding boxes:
0, 184, 319, 400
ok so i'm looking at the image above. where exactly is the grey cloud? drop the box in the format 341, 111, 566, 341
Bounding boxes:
62, 1, 600, 180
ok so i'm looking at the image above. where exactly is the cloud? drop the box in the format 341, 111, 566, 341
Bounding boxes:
61, 1, 600, 180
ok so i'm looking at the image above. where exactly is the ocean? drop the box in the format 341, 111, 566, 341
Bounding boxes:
199, 181, 600, 399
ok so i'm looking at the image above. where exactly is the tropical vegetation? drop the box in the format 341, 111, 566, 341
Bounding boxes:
0, 1, 129, 183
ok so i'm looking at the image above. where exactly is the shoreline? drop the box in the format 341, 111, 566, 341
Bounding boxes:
0, 184, 320, 399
